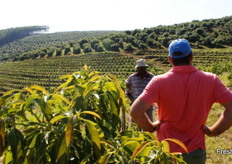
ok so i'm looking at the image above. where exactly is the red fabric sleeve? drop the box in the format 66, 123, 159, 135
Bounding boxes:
213, 76, 232, 103
138, 77, 159, 105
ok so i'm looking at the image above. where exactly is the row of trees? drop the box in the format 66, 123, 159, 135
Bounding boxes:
126, 16, 232, 48
0, 26, 49, 46
0, 52, 139, 94
0, 30, 118, 61
1, 16, 232, 61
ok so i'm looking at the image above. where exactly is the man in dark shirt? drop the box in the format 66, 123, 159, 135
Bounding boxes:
125, 59, 155, 121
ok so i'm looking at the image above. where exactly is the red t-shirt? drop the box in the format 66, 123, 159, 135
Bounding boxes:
139, 65, 232, 153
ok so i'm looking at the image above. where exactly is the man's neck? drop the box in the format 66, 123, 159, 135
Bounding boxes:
172, 63, 192, 67
136, 71, 148, 77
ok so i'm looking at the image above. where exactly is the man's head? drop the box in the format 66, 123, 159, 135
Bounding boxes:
135, 59, 148, 74
168, 39, 192, 66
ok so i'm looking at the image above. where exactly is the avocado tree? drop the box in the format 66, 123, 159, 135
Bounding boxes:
0, 67, 187, 164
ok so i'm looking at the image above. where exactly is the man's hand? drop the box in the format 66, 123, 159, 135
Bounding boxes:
151, 120, 163, 133
201, 125, 215, 137
201, 101, 232, 137
130, 98, 160, 132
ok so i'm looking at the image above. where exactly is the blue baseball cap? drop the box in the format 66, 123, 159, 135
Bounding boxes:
168, 39, 192, 58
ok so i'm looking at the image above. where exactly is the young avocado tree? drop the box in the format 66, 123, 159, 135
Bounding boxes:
0, 66, 187, 164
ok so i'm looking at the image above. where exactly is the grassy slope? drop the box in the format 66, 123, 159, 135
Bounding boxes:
205, 74, 232, 164
206, 104, 232, 164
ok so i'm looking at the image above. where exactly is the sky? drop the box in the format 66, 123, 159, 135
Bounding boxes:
1, 0, 232, 33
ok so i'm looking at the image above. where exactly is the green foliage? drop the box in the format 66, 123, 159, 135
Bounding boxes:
0, 26, 48, 46
0, 68, 186, 163
0, 52, 137, 94
0, 30, 119, 61
1, 16, 232, 62
73, 43, 81, 54
91, 40, 105, 52
82, 43, 93, 53
79, 39, 89, 49
102, 39, 120, 51
123, 43, 135, 52
64, 47, 71, 55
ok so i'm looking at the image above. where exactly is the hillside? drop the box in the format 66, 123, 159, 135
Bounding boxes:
0, 15, 232, 62
0, 16, 232, 164
0, 15, 232, 94
0, 49, 231, 95
0, 52, 138, 95
0, 29, 121, 61
0, 26, 48, 46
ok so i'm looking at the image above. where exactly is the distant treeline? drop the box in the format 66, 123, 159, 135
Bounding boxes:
0, 26, 49, 46
0, 16, 232, 62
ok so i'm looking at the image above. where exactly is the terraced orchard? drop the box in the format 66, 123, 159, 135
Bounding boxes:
0, 52, 138, 95
138, 51, 232, 80
140, 50, 232, 75
1, 50, 232, 96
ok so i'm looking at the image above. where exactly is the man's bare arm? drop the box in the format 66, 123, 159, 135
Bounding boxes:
130, 98, 161, 132
202, 101, 232, 136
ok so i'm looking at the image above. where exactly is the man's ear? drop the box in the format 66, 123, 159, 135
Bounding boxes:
168, 56, 173, 64
190, 56, 193, 64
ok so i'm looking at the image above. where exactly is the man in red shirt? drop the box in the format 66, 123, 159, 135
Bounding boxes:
130, 39, 232, 164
